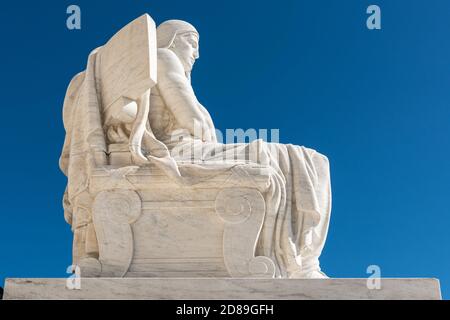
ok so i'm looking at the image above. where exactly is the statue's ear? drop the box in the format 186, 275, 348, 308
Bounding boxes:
98, 13, 158, 113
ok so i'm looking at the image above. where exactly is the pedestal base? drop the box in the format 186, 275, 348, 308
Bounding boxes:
3, 278, 441, 300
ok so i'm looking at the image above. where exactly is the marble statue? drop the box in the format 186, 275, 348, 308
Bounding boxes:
59, 14, 331, 279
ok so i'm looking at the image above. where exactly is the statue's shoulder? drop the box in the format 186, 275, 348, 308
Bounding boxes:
157, 48, 177, 61
157, 48, 184, 74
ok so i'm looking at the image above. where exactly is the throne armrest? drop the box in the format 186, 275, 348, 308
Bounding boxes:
89, 163, 272, 193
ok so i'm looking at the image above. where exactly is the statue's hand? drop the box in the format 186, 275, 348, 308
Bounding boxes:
197, 103, 217, 142
193, 123, 215, 143
203, 129, 216, 143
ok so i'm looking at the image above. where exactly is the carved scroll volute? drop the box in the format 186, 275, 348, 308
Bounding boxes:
215, 188, 276, 278
92, 190, 142, 277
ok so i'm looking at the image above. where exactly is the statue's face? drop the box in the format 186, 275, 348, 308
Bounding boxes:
170, 32, 199, 72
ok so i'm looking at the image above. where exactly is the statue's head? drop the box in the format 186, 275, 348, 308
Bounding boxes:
157, 20, 199, 72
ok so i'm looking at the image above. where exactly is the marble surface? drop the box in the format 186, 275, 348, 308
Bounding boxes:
59, 13, 333, 279
3, 278, 441, 300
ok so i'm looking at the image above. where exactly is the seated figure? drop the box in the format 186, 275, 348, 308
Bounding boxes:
60, 14, 331, 279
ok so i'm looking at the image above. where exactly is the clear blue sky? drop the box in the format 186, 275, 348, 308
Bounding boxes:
1, 0, 449, 299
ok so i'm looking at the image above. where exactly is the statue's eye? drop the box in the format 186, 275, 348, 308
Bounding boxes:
186, 38, 198, 48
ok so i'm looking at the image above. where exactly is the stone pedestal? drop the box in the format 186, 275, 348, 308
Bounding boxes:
3, 278, 441, 300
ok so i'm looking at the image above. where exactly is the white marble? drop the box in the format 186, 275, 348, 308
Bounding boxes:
3, 278, 442, 300
60, 13, 332, 279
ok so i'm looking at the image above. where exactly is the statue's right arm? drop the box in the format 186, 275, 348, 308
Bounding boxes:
156, 49, 207, 139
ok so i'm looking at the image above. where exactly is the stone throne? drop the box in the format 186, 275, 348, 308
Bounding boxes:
89, 163, 273, 278
60, 14, 276, 279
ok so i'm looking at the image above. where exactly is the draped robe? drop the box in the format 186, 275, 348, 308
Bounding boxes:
60, 42, 332, 279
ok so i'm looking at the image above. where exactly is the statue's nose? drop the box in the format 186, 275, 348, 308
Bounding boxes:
194, 48, 199, 59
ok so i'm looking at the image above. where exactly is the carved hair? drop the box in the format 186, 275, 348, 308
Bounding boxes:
156, 19, 199, 49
